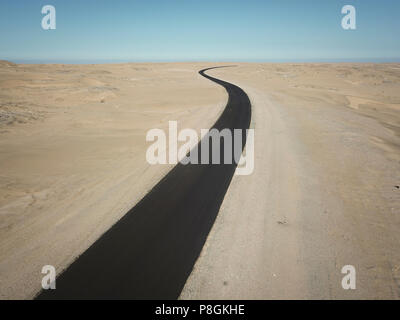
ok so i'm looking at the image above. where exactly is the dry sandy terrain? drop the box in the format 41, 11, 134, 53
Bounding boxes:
1, 61, 400, 299
0, 61, 226, 299
181, 63, 400, 299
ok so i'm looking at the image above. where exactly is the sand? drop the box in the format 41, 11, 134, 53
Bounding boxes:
1, 61, 400, 299
181, 63, 400, 299
0, 62, 227, 299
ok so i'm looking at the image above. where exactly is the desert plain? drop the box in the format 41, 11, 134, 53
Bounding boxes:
0, 61, 399, 299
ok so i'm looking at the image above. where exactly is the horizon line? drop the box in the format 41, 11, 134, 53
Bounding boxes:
3, 57, 400, 65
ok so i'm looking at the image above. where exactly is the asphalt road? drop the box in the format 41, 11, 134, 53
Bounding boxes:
36, 66, 251, 300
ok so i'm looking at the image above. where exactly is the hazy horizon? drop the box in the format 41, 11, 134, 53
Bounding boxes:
4, 57, 400, 65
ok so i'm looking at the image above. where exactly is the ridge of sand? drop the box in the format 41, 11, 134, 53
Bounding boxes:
0, 60, 17, 67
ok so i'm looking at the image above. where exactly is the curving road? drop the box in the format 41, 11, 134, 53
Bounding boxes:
36, 66, 251, 300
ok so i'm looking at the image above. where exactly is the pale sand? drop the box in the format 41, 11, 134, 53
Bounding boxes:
0, 62, 227, 299
181, 63, 400, 299
1, 62, 400, 299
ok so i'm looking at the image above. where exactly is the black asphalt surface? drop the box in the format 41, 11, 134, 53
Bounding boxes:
36, 66, 252, 300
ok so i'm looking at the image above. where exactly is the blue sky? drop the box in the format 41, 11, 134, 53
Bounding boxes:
0, 0, 399, 63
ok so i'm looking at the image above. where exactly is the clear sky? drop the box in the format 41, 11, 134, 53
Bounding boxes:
0, 0, 399, 63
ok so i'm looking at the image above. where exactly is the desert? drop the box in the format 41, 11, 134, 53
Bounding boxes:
0, 61, 227, 299
0, 61, 400, 299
